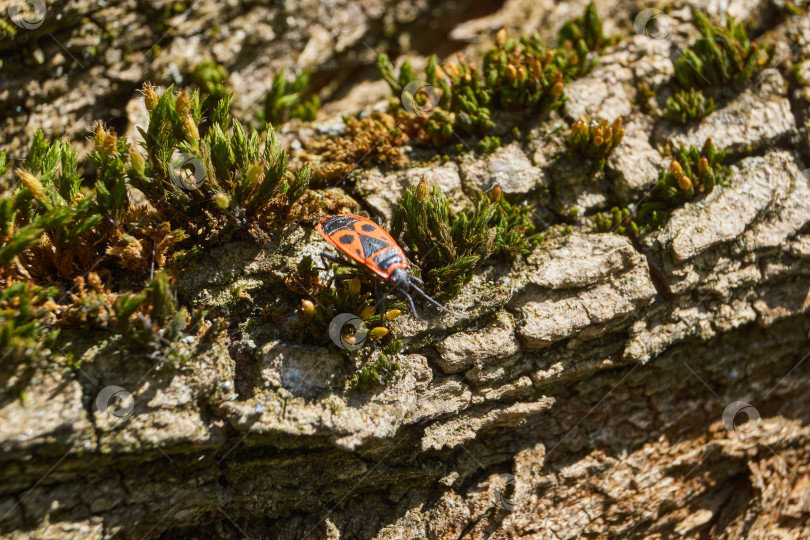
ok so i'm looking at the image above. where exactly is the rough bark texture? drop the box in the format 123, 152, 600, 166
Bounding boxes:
2, 0, 810, 539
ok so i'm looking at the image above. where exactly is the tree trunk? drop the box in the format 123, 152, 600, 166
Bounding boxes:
2, 0, 810, 539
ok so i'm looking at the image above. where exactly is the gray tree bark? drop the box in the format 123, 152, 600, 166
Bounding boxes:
1, 0, 810, 538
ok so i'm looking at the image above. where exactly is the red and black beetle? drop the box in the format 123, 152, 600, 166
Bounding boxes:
316, 213, 457, 318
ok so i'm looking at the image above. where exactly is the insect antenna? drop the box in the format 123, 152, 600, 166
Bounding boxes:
409, 281, 461, 317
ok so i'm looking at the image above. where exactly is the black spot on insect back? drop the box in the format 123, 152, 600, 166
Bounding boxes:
361, 223, 376, 232
340, 234, 354, 245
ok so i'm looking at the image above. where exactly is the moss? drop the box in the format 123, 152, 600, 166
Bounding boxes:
287, 256, 403, 349
132, 84, 312, 240
0, 19, 17, 40
556, 1, 618, 58
568, 115, 624, 170
188, 60, 229, 109
257, 70, 320, 127
0, 282, 59, 364
350, 350, 401, 392
390, 179, 541, 294
374, 2, 612, 148
594, 137, 728, 236
664, 88, 716, 123
476, 136, 501, 154
674, 10, 772, 89
307, 113, 409, 183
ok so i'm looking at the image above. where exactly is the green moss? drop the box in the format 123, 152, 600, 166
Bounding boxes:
112, 272, 215, 360
0, 283, 59, 363
556, 1, 618, 58
375, 2, 613, 147
189, 60, 229, 107
132, 85, 311, 239
0, 19, 16, 40
594, 137, 728, 236
664, 88, 716, 123
390, 180, 541, 294
257, 70, 320, 127
288, 256, 403, 349
568, 115, 624, 170
674, 10, 772, 89
477, 136, 501, 154
350, 350, 401, 392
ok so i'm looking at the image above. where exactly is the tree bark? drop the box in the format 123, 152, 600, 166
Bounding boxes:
1, 0, 810, 539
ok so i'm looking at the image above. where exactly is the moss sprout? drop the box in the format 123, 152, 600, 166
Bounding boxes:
594, 137, 728, 236
664, 88, 716, 123
257, 70, 320, 126
674, 11, 772, 89
350, 347, 402, 392
556, 1, 618, 59
568, 115, 625, 169
189, 60, 230, 110
287, 256, 403, 349
0, 282, 59, 363
390, 179, 541, 294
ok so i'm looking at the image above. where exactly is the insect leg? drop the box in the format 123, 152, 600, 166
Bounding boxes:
314, 251, 352, 272
400, 290, 420, 319
375, 281, 386, 317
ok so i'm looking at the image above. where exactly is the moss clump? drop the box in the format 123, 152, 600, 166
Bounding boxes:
594, 137, 728, 236
556, 1, 618, 60
189, 60, 229, 109
391, 179, 541, 294
287, 256, 403, 349
111, 272, 217, 359
0, 282, 59, 363
350, 344, 402, 392
132, 84, 311, 240
664, 88, 716, 123
568, 115, 624, 169
257, 70, 320, 127
307, 113, 409, 183
2, 130, 125, 279
375, 2, 613, 148
476, 136, 501, 154
675, 11, 772, 89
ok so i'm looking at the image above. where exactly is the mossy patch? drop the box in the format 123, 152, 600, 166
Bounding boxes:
594, 137, 728, 236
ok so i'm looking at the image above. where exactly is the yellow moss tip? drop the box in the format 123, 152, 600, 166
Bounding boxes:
102, 132, 118, 157
301, 299, 316, 317
142, 83, 159, 111
677, 175, 693, 191
369, 327, 389, 340
360, 305, 377, 320
246, 162, 264, 185
129, 147, 146, 174
383, 309, 402, 321
94, 122, 107, 152
488, 184, 502, 203
496, 28, 507, 47
176, 89, 191, 118
349, 276, 362, 295
214, 192, 230, 209
16, 169, 46, 201
415, 177, 430, 203
182, 115, 199, 142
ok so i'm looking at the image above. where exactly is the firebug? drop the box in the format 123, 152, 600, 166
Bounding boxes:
316, 214, 457, 318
